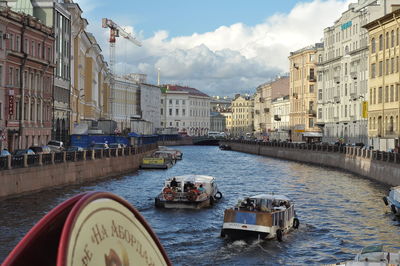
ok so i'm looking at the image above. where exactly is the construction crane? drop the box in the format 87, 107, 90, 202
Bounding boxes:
102, 18, 142, 120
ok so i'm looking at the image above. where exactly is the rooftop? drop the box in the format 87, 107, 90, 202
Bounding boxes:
166, 85, 209, 97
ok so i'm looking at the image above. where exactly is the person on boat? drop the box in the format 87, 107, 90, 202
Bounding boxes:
170, 178, 178, 188
197, 184, 205, 194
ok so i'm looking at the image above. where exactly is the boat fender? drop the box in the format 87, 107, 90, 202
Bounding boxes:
391, 204, 397, 214
383, 196, 389, 206
214, 191, 223, 200
293, 218, 300, 229
276, 229, 283, 242
163, 188, 176, 201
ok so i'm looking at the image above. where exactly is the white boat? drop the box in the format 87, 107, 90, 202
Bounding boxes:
221, 194, 299, 241
158, 146, 183, 160
327, 245, 400, 265
155, 175, 222, 209
383, 186, 400, 216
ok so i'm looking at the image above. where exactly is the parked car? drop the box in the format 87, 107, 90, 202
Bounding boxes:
0, 150, 11, 157
89, 143, 109, 150
13, 149, 35, 156
65, 146, 84, 152
29, 146, 51, 154
48, 140, 64, 152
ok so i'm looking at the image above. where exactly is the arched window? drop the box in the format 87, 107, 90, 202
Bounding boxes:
371, 38, 376, 53
379, 34, 383, 50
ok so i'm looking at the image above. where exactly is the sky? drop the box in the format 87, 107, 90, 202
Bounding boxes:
74, 0, 352, 96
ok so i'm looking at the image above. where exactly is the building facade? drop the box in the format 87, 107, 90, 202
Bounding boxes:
270, 95, 290, 141
231, 94, 254, 137
221, 111, 232, 136
316, 0, 399, 145
289, 44, 322, 142
160, 85, 210, 136
254, 76, 289, 139
139, 83, 161, 133
364, 7, 400, 150
210, 111, 226, 133
0, 5, 54, 150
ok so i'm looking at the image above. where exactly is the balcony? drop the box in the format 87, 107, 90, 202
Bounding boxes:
333, 76, 340, 84
274, 115, 281, 121
333, 96, 340, 103
308, 110, 316, 117
307, 75, 316, 82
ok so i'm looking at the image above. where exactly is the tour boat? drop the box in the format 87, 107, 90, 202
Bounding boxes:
140, 150, 175, 169
155, 175, 223, 209
221, 194, 299, 241
327, 245, 400, 265
158, 146, 183, 160
383, 186, 400, 216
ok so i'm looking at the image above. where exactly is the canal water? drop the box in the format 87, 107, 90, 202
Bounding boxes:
0, 145, 399, 265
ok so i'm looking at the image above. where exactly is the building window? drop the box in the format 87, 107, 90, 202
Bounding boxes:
16, 35, 20, 52
386, 59, 389, 75
169, 99, 172, 105
309, 84, 314, 93
378, 87, 382, 103
392, 30, 395, 47
386, 32, 389, 49
176, 122, 179, 127
309, 118, 314, 128
169, 122, 172, 126
176, 100, 179, 104
396, 84, 399, 101
160, 108, 163, 115
371, 63, 376, 78
8, 67, 12, 86
385, 86, 389, 102
169, 108, 172, 116
161, 99, 163, 104
10, 34, 14, 50
176, 109, 179, 115
379, 61, 383, 76
182, 109, 186, 116
371, 37, 376, 53
318, 89, 322, 100
379, 34, 383, 51
182, 100, 185, 105
374, 88, 376, 104
390, 85, 394, 102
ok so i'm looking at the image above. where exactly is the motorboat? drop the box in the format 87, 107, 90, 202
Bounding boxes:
383, 186, 400, 216
158, 146, 183, 160
140, 150, 175, 169
221, 194, 299, 241
219, 144, 231, 150
327, 245, 400, 265
155, 175, 222, 209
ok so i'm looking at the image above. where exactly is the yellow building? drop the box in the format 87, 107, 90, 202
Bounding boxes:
289, 44, 322, 142
364, 8, 400, 150
221, 111, 233, 136
231, 95, 254, 137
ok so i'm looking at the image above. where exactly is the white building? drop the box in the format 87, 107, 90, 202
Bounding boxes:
270, 95, 290, 141
140, 83, 161, 133
316, 0, 400, 144
113, 77, 140, 131
160, 85, 211, 136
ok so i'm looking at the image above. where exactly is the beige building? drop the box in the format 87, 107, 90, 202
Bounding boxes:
221, 111, 233, 136
254, 76, 289, 139
289, 44, 322, 142
364, 7, 400, 150
270, 95, 291, 141
231, 95, 254, 137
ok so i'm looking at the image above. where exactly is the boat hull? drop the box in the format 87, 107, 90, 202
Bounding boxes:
385, 196, 400, 216
155, 197, 211, 209
140, 162, 172, 169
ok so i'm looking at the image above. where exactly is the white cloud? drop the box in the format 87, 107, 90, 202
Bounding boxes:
91, 0, 352, 96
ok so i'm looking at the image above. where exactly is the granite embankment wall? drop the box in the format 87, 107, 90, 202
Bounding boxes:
157, 138, 193, 146
0, 144, 157, 198
221, 140, 400, 186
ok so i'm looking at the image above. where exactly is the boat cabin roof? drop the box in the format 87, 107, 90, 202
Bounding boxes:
169, 175, 215, 183
250, 194, 291, 202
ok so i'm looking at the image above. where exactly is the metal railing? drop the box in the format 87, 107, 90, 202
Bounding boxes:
224, 140, 400, 164
0, 143, 158, 171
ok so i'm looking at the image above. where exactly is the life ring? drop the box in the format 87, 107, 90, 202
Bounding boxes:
187, 190, 198, 201
391, 204, 397, 214
163, 188, 176, 201
214, 191, 223, 200
383, 196, 389, 206
293, 218, 300, 229
276, 229, 283, 242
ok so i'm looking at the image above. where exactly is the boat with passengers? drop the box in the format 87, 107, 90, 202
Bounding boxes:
140, 150, 176, 169
327, 245, 400, 265
383, 186, 400, 216
221, 194, 299, 241
155, 175, 222, 209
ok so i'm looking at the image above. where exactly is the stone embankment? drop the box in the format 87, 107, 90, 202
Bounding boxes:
221, 140, 400, 186
0, 144, 157, 198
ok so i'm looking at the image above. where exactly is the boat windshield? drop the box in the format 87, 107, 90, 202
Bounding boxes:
236, 197, 291, 212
